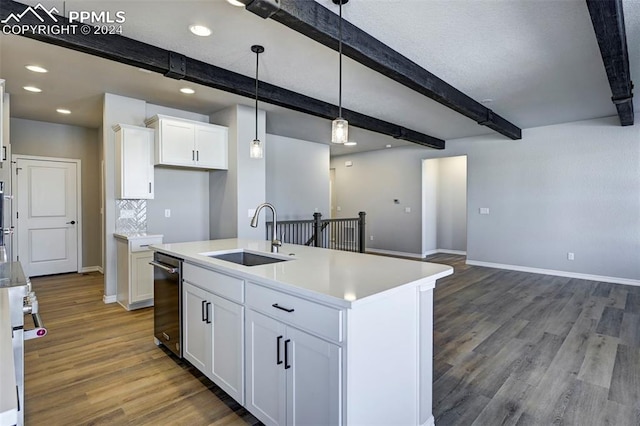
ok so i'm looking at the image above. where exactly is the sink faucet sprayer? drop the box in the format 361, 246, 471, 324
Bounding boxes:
250, 203, 282, 253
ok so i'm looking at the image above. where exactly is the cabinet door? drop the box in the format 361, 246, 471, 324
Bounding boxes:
160, 119, 195, 166
183, 282, 210, 372
120, 127, 154, 199
209, 294, 244, 404
246, 310, 287, 426
194, 124, 228, 169
130, 251, 153, 303
286, 328, 342, 426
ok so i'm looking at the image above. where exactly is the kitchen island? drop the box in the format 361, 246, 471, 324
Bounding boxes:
152, 239, 453, 426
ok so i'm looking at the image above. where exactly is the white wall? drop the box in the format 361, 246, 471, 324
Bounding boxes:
332, 115, 640, 282
266, 134, 330, 220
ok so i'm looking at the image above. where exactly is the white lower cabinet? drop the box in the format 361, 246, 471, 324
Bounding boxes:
183, 281, 244, 404
245, 309, 341, 426
115, 234, 162, 310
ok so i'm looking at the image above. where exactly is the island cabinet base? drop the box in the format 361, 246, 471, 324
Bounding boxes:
344, 283, 435, 426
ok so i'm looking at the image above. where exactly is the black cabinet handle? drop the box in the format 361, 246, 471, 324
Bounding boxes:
276, 335, 283, 365
206, 302, 212, 324
192, 150, 195, 161
201, 300, 206, 322
284, 339, 291, 369
149, 182, 152, 193
196, 150, 199, 161
272, 303, 295, 313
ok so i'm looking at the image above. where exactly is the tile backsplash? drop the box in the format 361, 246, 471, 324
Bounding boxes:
116, 199, 147, 234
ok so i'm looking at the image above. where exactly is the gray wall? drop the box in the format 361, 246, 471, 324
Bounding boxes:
145, 103, 210, 243
331, 114, 640, 281
10, 118, 101, 268
210, 105, 266, 240
436, 156, 467, 252
266, 134, 330, 220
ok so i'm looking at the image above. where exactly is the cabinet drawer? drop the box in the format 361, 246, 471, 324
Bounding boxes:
183, 263, 244, 303
246, 283, 342, 343
130, 236, 163, 252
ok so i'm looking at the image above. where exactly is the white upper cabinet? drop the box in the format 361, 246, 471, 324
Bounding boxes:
114, 124, 154, 199
145, 114, 228, 170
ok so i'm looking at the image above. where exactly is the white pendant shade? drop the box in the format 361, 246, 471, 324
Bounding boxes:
250, 139, 263, 159
332, 118, 349, 144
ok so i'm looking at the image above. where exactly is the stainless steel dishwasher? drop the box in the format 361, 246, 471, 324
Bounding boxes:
150, 252, 182, 358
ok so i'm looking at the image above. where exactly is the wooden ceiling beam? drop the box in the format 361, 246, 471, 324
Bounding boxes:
0, 0, 445, 149
586, 0, 634, 126
242, 0, 522, 140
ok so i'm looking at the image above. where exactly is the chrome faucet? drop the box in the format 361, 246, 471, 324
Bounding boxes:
250, 203, 282, 253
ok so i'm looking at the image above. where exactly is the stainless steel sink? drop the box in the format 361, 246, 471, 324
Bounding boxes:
205, 251, 289, 266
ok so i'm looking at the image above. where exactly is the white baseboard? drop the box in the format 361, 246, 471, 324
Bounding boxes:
366, 248, 424, 259
466, 260, 640, 287
424, 249, 467, 256
80, 266, 103, 274
103, 294, 117, 304
421, 414, 435, 426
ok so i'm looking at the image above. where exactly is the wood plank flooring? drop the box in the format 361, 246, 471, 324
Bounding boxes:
24, 257, 640, 425
24, 272, 259, 426
428, 253, 640, 425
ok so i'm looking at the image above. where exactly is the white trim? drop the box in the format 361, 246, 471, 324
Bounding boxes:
424, 249, 467, 256
366, 248, 424, 259
103, 294, 117, 304
466, 260, 640, 287
97, 266, 103, 274
80, 266, 102, 274
12, 154, 83, 274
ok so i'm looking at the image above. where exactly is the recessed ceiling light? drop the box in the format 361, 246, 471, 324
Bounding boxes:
23, 86, 42, 93
344, 141, 357, 146
189, 24, 212, 37
180, 87, 195, 94
480, 98, 494, 104
56, 108, 71, 114
227, 0, 245, 6
385, 144, 392, 148
138, 68, 153, 74
25, 65, 47, 73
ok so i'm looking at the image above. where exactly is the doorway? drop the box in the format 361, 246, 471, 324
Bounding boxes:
422, 156, 468, 257
13, 155, 82, 277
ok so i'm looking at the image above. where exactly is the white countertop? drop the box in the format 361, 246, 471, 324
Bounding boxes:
152, 239, 453, 308
114, 233, 163, 241
0, 288, 18, 425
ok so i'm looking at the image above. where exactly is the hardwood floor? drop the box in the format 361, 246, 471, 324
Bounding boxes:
428, 253, 640, 426
25, 259, 640, 425
24, 272, 259, 426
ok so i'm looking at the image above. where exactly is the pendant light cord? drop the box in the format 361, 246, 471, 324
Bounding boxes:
338, 0, 343, 118
255, 49, 259, 140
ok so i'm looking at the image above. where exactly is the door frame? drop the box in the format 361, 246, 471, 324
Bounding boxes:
12, 154, 83, 273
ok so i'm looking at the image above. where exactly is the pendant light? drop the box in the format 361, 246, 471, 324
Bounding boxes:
250, 44, 264, 159
331, 0, 348, 144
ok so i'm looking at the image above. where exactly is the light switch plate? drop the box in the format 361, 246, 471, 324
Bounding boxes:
479, 208, 490, 215
405, 207, 411, 213
164, 209, 171, 218
120, 209, 134, 219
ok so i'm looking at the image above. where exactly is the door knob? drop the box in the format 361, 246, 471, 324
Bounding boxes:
66, 220, 76, 225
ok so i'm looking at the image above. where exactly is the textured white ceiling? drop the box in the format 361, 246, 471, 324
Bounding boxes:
1, 0, 637, 155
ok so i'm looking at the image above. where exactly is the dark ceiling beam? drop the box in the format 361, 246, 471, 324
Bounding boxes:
241, 0, 522, 140
586, 0, 634, 126
0, 0, 444, 149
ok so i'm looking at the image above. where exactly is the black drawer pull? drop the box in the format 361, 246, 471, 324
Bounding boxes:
276, 335, 283, 365
206, 302, 212, 324
272, 303, 294, 313
284, 339, 291, 369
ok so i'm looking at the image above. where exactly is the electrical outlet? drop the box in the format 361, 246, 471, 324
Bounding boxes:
164, 209, 171, 218
120, 209, 134, 219
479, 207, 490, 215
405, 207, 411, 213
337, 206, 342, 212
567, 252, 575, 261
370, 235, 374, 241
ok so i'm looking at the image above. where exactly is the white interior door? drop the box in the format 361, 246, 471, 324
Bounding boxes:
16, 158, 79, 277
